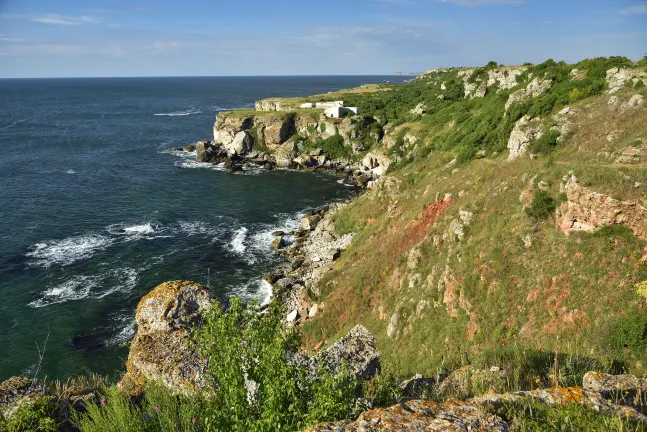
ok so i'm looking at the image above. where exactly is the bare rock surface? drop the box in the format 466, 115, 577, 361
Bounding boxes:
117, 281, 213, 397
507, 115, 543, 160
557, 176, 647, 239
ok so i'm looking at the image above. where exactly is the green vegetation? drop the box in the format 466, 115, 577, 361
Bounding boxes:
525, 190, 557, 219
494, 399, 646, 431
73, 298, 399, 432
611, 310, 647, 351
529, 129, 561, 154
303, 134, 352, 160
0, 397, 59, 432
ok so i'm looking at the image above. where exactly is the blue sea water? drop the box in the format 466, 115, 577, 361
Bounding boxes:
0, 76, 403, 381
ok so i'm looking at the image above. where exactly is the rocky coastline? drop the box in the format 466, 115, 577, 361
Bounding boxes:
4, 61, 647, 430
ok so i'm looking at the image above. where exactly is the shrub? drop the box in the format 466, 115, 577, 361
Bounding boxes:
0, 397, 59, 432
75, 298, 359, 432
529, 130, 561, 154
611, 310, 647, 350
525, 190, 556, 219
315, 134, 352, 160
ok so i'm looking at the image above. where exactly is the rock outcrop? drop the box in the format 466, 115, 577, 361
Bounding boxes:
606, 67, 647, 93
305, 372, 647, 431
0, 377, 46, 419
507, 115, 543, 160
506, 77, 553, 110
305, 399, 509, 431
117, 281, 213, 397
292, 325, 381, 382
557, 176, 647, 240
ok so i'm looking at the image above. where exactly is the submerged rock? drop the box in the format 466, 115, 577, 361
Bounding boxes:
117, 281, 213, 397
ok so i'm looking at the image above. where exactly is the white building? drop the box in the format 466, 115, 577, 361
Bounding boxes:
324, 106, 359, 118
300, 101, 345, 109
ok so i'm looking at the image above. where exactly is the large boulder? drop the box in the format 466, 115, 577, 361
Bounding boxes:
557, 176, 647, 240
317, 325, 380, 380
0, 377, 46, 419
117, 281, 213, 397
274, 142, 298, 168
225, 131, 254, 156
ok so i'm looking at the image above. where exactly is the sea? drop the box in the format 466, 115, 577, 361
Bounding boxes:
0, 75, 405, 382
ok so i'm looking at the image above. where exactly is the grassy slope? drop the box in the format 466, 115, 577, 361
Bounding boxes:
300, 59, 647, 388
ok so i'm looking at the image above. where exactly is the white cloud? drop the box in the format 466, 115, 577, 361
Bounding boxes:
436, 0, 524, 5
0, 36, 25, 43
32, 15, 95, 26
619, 4, 647, 15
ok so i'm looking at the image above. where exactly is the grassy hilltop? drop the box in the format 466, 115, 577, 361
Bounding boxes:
291, 56, 647, 383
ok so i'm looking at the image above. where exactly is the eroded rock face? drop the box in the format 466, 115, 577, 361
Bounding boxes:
118, 281, 213, 397
507, 115, 543, 160
225, 131, 254, 156
606, 67, 647, 93
213, 114, 254, 146
557, 176, 647, 240
506, 77, 552, 110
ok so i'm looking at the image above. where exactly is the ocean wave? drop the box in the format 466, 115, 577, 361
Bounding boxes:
154, 108, 202, 117
175, 160, 228, 171
0, 116, 31, 132
229, 227, 248, 254
230, 278, 273, 304
107, 222, 162, 241
106, 315, 137, 346
29, 267, 141, 308
160, 148, 197, 159
177, 220, 222, 237
66, 169, 77, 174
26, 234, 114, 267
29, 275, 100, 308
248, 211, 304, 255
96, 267, 139, 299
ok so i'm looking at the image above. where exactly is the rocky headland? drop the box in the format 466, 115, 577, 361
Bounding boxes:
3, 58, 647, 430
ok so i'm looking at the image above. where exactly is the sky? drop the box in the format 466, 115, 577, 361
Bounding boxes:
0, 0, 645, 78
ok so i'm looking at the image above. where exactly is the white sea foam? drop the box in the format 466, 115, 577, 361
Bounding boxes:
66, 169, 77, 174
0, 116, 31, 132
231, 278, 273, 304
96, 267, 139, 298
160, 148, 196, 159
107, 316, 137, 346
177, 220, 219, 236
154, 108, 202, 117
230, 227, 248, 254
29, 267, 141, 308
175, 160, 228, 171
336, 178, 354, 187
26, 234, 114, 267
29, 275, 100, 308
248, 211, 303, 256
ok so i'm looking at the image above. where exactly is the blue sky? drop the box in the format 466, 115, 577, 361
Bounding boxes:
0, 0, 645, 77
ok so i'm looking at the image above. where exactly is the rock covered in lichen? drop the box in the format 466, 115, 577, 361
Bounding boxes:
117, 281, 213, 397
0, 377, 46, 419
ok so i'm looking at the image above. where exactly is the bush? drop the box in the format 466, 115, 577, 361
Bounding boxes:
529, 130, 561, 154
75, 298, 359, 432
0, 397, 59, 432
525, 190, 556, 219
311, 134, 352, 160
611, 310, 647, 350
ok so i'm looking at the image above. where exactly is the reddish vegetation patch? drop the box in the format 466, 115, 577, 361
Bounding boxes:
404, 198, 453, 249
